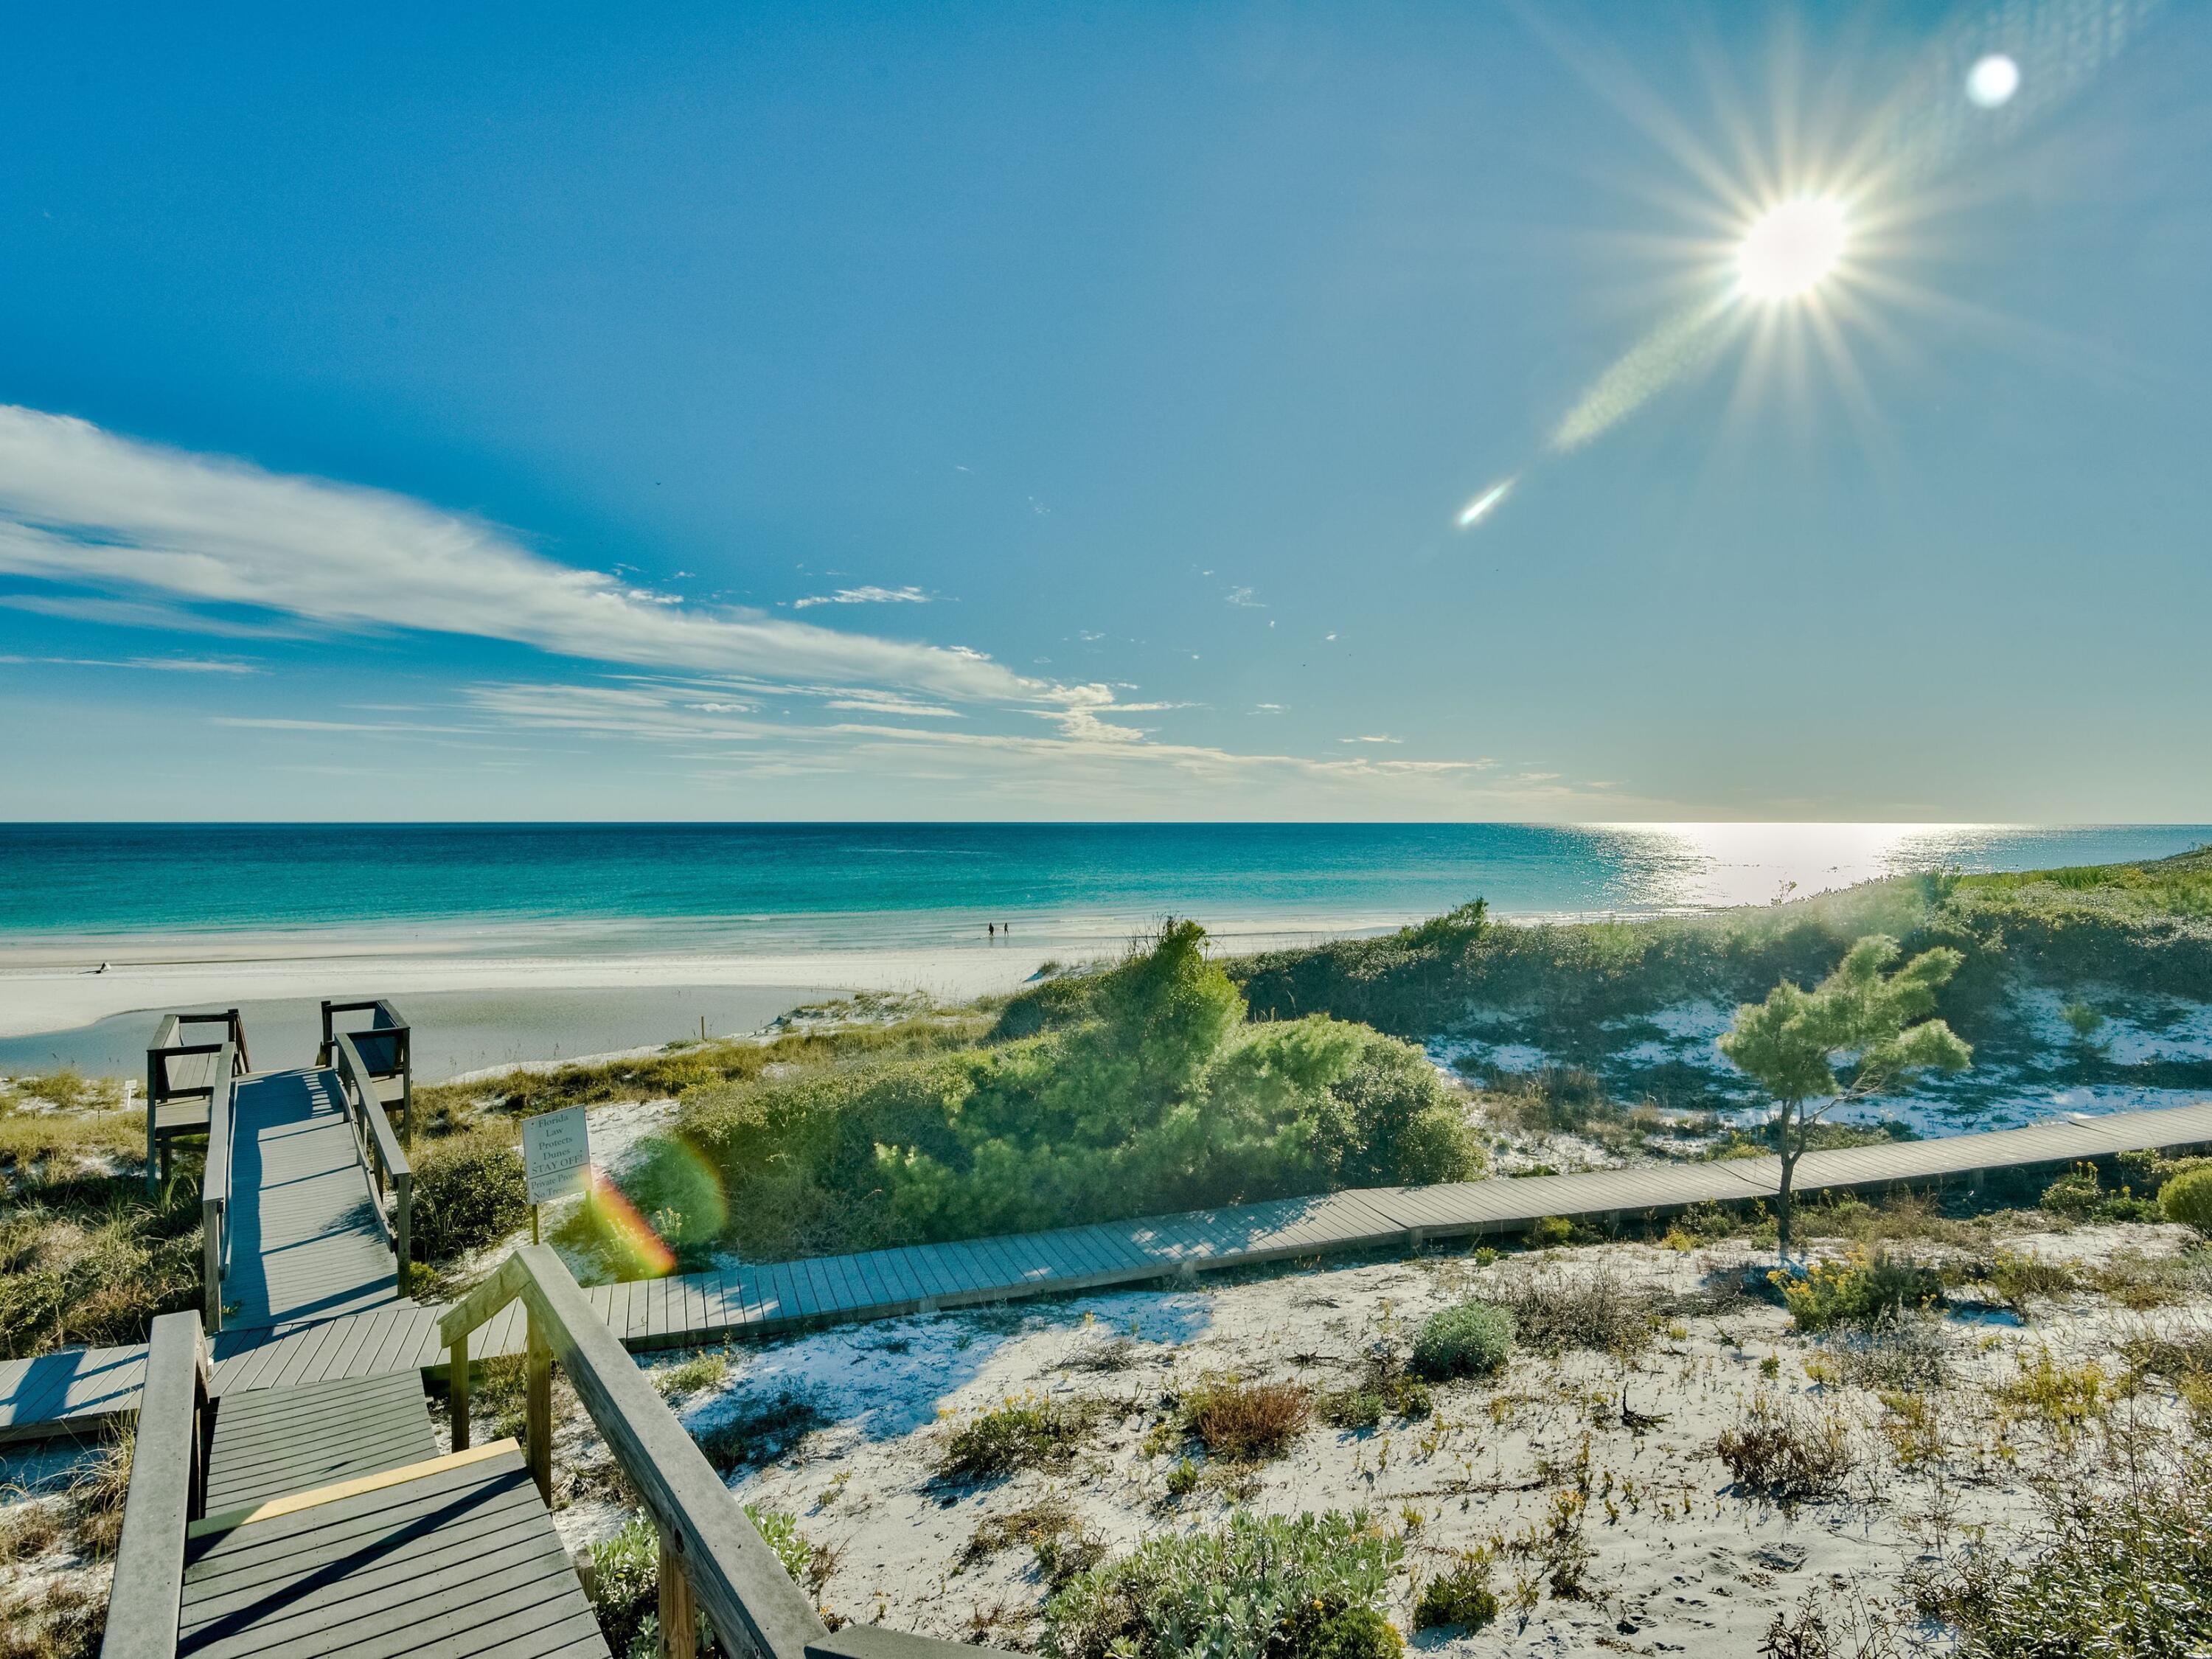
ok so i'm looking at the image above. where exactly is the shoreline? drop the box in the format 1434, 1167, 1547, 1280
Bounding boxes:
0, 914, 1413, 1045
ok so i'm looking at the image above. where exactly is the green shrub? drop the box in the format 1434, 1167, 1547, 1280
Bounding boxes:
410, 1127, 529, 1264
1409, 1301, 1513, 1380
1911, 1447, 2212, 1656
629, 921, 1480, 1263
1043, 1510, 1402, 1659
1772, 1248, 1943, 1332
2162, 1167, 2212, 1236
938, 1394, 1102, 1484
1526, 1214, 1573, 1248
1413, 1558, 1499, 1632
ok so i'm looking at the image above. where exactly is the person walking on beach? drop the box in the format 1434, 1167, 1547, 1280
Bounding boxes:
987, 922, 995, 942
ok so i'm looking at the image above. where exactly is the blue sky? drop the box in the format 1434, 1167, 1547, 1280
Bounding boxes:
2, 1, 2208, 821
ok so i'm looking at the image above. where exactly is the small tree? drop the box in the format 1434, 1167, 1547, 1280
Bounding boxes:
1718, 935, 1971, 1256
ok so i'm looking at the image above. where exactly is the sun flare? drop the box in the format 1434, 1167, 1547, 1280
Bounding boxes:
1736, 196, 1849, 302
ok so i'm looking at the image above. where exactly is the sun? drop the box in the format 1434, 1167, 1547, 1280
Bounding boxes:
1736, 196, 1849, 302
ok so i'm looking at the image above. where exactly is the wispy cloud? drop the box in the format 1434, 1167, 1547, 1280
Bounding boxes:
0, 404, 1618, 815
0, 406, 1025, 705
1339, 734, 1402, 745
825, 695, 960, 718
0, 592, 307, 639
1, 653, 259, 673
1224, 585, 1265, 608
791, 585, 933, 609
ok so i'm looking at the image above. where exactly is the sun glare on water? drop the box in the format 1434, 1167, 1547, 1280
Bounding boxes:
1736, 196, 1849, 302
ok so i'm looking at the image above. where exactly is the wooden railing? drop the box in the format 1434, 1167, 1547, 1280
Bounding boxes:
319, 998, 414, 1147
333, 1032, 413, 1297
200, 1044, 238, 1333
97, 1312, 210, 1659
144, 1010, 248, 1194
443, 1248, 847, 1659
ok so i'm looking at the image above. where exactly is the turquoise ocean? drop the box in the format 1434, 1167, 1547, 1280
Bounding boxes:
6, 822, 2206, 943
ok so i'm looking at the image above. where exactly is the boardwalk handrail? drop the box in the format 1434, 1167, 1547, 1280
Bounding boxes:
333, 1032, 413, 1297
200, 1044, 237, 1333
319, 998, 414, 1146
440, 1245, 831, 1659
97, 1312, 209, 1659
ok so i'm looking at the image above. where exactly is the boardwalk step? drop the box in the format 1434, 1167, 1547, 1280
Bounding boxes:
179, 1439, 608, 1659
203, 1370, 439, 1515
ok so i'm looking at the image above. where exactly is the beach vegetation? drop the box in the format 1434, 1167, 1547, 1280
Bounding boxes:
0, 1127, 201, 1357
1493, 1265, 1658, 1357
407, 1124, 529, 1268
1812, 1308, 1949, 1392
2089, 1245, 2212, 1309
937, 1394, 1105, 1484
1716, 1394, 1857, 1503
692, 1384, 827, 1472
1413, 1555, 1499, 1633
1043, 1509, 1403, 1659
1174, 1375, 1311, 1461
1719, 936, 1972, 1255
1270, 846, 2212, 1020
1980, 1248, 2076, 1313
1408, 1300, 1514, 1380
1910, 1444, 2212, 1658
619, 921, 1480, 1262
2160, 1165, 2212, 1235
1992, 1349, 2106, 1430
1319, 1346, 1432, 1429
1773, 1247, 1944, 1332
964, 1498, 1108, 1586
588, 1503, 814, 1656
0, 1071, 125, 1113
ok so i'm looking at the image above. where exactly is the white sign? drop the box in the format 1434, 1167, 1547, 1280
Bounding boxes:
522, 1106, 591, 1205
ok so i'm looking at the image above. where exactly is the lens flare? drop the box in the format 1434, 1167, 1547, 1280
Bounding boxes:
585, 1166, 678, 1279
1736, 198, 1849, 301
1456, 479, 1514, 527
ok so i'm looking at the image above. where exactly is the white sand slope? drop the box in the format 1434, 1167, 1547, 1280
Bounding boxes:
568, 1220, 2208, 1655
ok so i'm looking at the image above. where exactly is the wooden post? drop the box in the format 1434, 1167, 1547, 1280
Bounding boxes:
203, 1208, 223, 1334
450, 1334, 471, 1452
145, 1052, 160, 1197
658, 1526, 699, 1659
526, 1307, 554, 1507
394, 1171, 412, 1298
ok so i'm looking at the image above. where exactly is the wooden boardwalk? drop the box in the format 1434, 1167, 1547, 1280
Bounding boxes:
222, 1068, 402, 1331
10, 1095, 2210, 1441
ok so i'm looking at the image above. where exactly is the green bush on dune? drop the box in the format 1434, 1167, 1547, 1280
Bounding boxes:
1230, 847, 2212, 1049
1044, 1509, 1403, 1659
2163, 1166, 2212, 1236
1409, 1301, 1514, 1380
620, 921, 1481, 1262
410, 1127, 530, 1262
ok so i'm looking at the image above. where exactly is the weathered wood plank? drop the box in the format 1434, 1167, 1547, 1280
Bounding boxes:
97, 1312, 204, 1659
